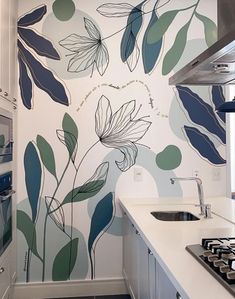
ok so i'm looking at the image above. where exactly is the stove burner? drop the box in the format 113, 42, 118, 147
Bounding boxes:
186, 237, 235, 297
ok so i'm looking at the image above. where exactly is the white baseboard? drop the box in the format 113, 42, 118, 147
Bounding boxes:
13, 278, 128, 299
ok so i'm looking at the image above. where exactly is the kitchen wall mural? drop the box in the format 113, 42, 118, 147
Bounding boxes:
17, 0, 224, 283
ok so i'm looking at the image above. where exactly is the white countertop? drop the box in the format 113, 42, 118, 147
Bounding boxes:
119, 196, 235, 299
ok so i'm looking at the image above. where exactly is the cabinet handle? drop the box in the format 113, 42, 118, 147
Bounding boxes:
0, 267, 4, 274
176, 292, 182, 299
4, 92, 8, 96
0, 189, 16, 202
13, 105, 17, 110
148, 249, 153, 255
13, 98, 17, 102
135, 230, 140, 235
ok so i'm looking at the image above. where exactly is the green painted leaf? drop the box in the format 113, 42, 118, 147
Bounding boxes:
147, 10, 179, 44
56, 129, 77, 163
195, 12, 217, 47
36, 135, 57, 180
17, 210, 42, 261
52, 238, 78, 281
24, 142, 42, 223
62, 162, 109, 206
58, 113, 78, 162
156, 145, 182, 170
62, 180, 105, 205
62, 113, 78, 146
162, 22, 190, 75
88, 193, 114, 279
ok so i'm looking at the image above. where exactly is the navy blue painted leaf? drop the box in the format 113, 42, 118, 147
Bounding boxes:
184, 126, 226, 165
176, 86, 226, 144
18, 27, 60, 60
18, 40, 69, 107
24, 142, 42, 223
121, 2, 144, 63
88, 192, 114, 279
142, 10, 162, 73
212, 86, 226, 123
18, 5, 47, 27
18, 53, 32, 109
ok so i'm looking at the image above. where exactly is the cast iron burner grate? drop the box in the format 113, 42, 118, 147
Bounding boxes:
186, 237, 235, 297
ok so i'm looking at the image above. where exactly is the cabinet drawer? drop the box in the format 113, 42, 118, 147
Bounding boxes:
0, 258, 10, 299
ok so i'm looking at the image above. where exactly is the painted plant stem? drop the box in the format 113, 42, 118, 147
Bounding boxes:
68, 140, 100, 278
26, 248, 31, 282
42, 158, 71, 281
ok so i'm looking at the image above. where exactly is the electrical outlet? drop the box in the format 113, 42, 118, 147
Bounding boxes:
212, 167, 221, 181
192, 169, 199, 177
134, 167, 143, 182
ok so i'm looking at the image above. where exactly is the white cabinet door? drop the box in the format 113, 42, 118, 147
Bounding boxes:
9, 0, 17, 101
148, 252, 157, 299
123, 214, 139, 299
123, 214, 150, 299
1, 1, 10, 95
123, 213, 182, 299
0, 257, 10, 299
137, 233, 150, 299
156, 259, 178, 299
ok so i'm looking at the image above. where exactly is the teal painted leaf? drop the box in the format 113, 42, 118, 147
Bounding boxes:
162, 22, 190, 75
88, 192, 114, 279
24, 142, 42, 223
52, 238, 78, 281
17, 210, 42, 261
62, 162, 109, 206
36, 135, 57, 180
121, 2, 144, 71
195, 12, 217, 47
142, 10, 163, 73
147, 10, 179, 44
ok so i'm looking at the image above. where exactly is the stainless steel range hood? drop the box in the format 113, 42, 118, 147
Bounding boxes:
169, 0, 235, 86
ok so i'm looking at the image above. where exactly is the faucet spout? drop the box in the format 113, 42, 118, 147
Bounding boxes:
170, 177, 205, 216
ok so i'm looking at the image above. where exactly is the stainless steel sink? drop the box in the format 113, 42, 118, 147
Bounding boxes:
151, 211, 200, 221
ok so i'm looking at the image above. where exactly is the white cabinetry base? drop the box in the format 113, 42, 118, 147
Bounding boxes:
13, 278, 128, 299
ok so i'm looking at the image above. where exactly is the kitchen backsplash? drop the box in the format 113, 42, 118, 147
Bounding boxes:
16, 0, 224, 283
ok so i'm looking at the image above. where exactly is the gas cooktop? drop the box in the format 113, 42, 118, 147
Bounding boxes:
186, 238, 235, 297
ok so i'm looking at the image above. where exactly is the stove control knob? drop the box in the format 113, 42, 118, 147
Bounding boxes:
228, 257, 235, 270
176, 292, 182, 299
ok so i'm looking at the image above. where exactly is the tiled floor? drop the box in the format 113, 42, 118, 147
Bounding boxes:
50, 295, 131, 299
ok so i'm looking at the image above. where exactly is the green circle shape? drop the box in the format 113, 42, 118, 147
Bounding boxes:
156, 145, 182, 170
52, 0, 75, 21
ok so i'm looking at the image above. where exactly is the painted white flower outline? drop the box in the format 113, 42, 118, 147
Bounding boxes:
59, 18, 109, 77
95, 95, 151, 171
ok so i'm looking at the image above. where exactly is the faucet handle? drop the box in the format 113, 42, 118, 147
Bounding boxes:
204, 204, 212, 219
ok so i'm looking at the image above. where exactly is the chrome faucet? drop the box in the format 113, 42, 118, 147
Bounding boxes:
170, 177, 210, 217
